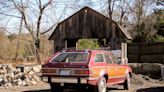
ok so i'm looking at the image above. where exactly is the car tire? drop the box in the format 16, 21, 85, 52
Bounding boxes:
98, 77, 107, 92
50, 83, 64, 92
88, 77, 107, 92
123, 73, 130, 90
88, 85, 97, 92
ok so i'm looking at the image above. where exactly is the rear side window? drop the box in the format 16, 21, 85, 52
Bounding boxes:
104, 54, 113, 64
111, 54, 119, 64
94, 54, 104, 62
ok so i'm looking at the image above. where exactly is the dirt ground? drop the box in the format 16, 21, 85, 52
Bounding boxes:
0, 74, 164, 92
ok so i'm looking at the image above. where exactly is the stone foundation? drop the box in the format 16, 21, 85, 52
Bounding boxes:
0, 64, 42, 87
129, 63, 163, 79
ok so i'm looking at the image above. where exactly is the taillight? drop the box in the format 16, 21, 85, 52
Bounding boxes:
85, 70, 90, 74
42, 68, 56, 74
74, 70, 90, 75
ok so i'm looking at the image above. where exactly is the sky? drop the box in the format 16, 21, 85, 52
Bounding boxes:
0, 0, 163, 34
0, 0, 108, 34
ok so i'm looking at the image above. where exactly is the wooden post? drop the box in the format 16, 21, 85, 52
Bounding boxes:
121, 43, 128, 64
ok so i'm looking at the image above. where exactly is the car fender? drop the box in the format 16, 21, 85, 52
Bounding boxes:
125, 68, 132, 78
127, 66, 132, 77
99, 69, 106, 77
97, 69, 108, 84
125, 69, 129, 74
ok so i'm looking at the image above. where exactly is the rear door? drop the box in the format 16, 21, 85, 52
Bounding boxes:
104, 53, 118, 85
90, 53, 106, 79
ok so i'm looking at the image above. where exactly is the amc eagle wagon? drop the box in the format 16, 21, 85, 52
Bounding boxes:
42, 50, 132, 92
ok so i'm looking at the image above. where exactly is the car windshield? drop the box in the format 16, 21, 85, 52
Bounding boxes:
51, 52, 89, 63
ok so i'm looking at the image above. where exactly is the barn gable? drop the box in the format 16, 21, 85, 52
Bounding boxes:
49, 6, 132, 51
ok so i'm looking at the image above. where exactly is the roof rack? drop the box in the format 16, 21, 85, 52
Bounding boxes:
62, 47, 110, 51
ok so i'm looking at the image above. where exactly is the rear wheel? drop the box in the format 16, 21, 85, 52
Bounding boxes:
88, 85, 97, 92
88, 77, 107, 92
50, 83, 64, 92
123, 73, 130, 90
98, 77, 107, 92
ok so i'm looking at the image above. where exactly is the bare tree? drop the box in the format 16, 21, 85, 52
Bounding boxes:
14, 15, 23, 61
107, 0, 117, 19
130, 0, 157, 42
0, 0, 82, 63
11, 0, 53, 64
117, 0, 131, 26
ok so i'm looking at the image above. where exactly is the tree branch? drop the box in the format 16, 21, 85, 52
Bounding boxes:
41, 3, 67, 35
11, 0, 33, 35
42, 0, 52, 10
0, 13, 21, 18
0, 27, 12, 35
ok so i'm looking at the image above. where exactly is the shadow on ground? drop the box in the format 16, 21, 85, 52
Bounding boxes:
23, 87, 164, 92
136, 87, 164, 92
23, 89, 50, 92
23, 88, 123, 92
23, 89, 85, 92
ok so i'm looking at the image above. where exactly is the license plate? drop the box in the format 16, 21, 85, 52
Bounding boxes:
60, 69, 70, 76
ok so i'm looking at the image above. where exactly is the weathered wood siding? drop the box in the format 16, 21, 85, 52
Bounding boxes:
128, 42, 164, 63
53, 10, 114, 38
49, 7, 131, 51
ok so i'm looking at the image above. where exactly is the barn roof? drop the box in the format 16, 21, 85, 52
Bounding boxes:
117, 24, 132, 40
49, 6, 132, 40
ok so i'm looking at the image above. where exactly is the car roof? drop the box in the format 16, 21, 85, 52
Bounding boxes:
60, 49, 112, 54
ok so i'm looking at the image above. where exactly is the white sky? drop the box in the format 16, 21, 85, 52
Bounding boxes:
0, 0, 163, 34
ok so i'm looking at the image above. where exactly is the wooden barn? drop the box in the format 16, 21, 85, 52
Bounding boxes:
49, 6, 132, 51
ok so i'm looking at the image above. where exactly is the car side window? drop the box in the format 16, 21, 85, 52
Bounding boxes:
104, 54, 113, 64
111, 54, 119, 64
94, 54, 104, 62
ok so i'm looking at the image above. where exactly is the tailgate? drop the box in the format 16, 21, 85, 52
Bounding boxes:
42, 67, 90, 77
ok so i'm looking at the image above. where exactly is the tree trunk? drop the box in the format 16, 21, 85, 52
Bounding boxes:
108, 0, 113, 19
15, 16, 23, 61
35, 38, 41, 64
119, 12, 125, 25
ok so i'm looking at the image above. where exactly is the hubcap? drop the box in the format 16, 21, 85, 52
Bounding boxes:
99, 78, 106, 92
127, 74, 130, 87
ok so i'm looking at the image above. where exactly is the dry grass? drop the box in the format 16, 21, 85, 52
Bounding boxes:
0, 59, 40, 67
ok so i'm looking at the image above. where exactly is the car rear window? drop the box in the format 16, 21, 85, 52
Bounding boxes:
51, 52, 89, 63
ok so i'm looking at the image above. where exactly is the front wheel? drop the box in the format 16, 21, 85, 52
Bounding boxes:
123, 73, 130, 90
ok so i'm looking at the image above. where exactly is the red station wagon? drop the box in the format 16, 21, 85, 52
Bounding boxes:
42, 50, 132, 92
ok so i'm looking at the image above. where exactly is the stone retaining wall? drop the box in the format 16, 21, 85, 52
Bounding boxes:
0, 64, 42, 87
129, 63, 164, 79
